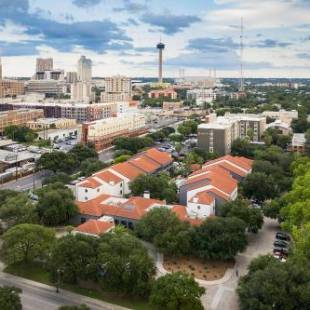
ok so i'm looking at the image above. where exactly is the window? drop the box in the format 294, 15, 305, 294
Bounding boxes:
85, 197, 88, 200
97, 188, 100, 192
81, 217, 86, 223
85, 189, 88, 193
197, 205, 201, 210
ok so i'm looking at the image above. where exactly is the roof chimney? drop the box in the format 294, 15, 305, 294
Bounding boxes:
143, 191, 150, 199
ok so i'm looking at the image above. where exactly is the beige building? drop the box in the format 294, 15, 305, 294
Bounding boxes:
198, 113, 266, 155
71, 82, 93, 103
82, 114, 146, 151
27, 118, 77, 130
262, 110, 298, 125
0, 109, 44, 134
78, 56, 92, 82
26, 80, 66, 95
66, 72, 78, 83
0, 80, 25, 98
289, 133, 306, 154
101, 76, 132, 103
162, 101, 182, 111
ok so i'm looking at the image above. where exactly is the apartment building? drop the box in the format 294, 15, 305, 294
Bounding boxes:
179, 155, 253, 218
262, 109, 298, 125
75, 148, 173, 201
162, 101, 182, 111
0, 109, 44, 134
26, 118, 77, 130
198, 114, 266, 155
289, 133, 306, 153
81, 113, 146, 151
187, 88, 218, 105
198, 119, 239, 156
71, 82, 93, 103
0, 80, 25, 98
0, 102, 115, 122
101, 76, 132, 103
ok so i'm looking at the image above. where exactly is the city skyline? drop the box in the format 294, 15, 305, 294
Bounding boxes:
1, 0, 310, 78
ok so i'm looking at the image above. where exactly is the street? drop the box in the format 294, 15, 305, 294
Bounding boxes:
0, 171, 47, 191
0, 272, 129, 310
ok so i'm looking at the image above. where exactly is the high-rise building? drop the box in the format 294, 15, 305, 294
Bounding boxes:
36, 58, 53, 72
157, 42, 165, 84
77, 56, 92, 82
66, 72, 78, 83
71, 82, 93, 103
101, 75, 132, 102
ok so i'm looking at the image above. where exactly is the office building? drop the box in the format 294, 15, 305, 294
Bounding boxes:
101, 76, 132, 102
0, 80, 25, 98
36, 58, 53, 72
78, 56, 92, 82
0, 109, 44, 134
26, 80, 66, 96
66, 72, 78, 83
82, 114, 146, 151
34, 69, 64, 81
71, 82, 93, 103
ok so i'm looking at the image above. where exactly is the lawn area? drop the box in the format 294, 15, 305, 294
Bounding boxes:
163, 256, 234, 281
4, 262, 151, 310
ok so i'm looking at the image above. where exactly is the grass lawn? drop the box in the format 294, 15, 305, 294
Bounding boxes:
4, 262, 152, 310
164, 256, 234, 281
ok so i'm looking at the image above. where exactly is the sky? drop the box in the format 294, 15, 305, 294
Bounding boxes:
1, 0, 310, 78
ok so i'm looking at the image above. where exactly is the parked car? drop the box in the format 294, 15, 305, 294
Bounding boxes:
273, 240, 289, 248
276, 232, 291, 242
273, 247, 289, 255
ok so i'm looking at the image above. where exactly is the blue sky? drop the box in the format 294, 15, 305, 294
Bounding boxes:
1, 0, 310, 77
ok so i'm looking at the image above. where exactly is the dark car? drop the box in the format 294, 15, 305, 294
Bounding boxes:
273, 247, 289, 255
276, 232, 291, 242
273, 240, 289, 248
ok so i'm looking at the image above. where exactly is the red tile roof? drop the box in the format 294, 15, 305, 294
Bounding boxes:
128, 157, 160, 173
74, 220, 114, 236
189, 191, 215, 205
111, 162, 145, 180
79, 177, 101, 189
77, 194, 111, 216
143, 148, 173, 166
94, 170, 122, 184
171, 205, 203, 226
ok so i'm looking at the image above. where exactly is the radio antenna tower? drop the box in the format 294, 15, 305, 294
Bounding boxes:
239, 17, 245, 92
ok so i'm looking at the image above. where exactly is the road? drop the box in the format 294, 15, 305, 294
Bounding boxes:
98, 147, 115, 162
0, 171, 47, 191
0, 272, 128, 310
201, 217, 279, 310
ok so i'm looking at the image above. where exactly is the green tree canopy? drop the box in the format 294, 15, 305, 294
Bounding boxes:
36, 183, 78, 226
193, 217, 247, 260
1, 224, 55, 264
4, 125, 37, 143
130, 173, 177, 203
149, 272, 205, 310
0, 286, 22, 310
219, 200, 264, 233
113, 137, 153, 154
97, 230, 155, 297
68, 143, 98, 163
80, 158, 105, 177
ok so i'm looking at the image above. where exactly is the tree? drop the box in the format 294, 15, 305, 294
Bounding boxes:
43, 172, 72, 185
231, 138, 257, 158
113, 154, 131, 164
238, 256, 310, 310
0, 286, 22, 310
263, 198, 285, 220
135, 207, 192, 256
69, 143, 98, 163
292, 223, 310, 261
80, 158, 105, 177
0, 193, 38, 227
130, 173, 177, 203
150, 272, 205, 310
219, 200, 264, 233
97, 230, 155, 297
113, 137, 153, 154
1, 224, 55, 264
193, 217, 247, 260
36, 151, 78, 173
241, 172, 279, 202
49, 234, 99, 284
36, 183, 78, 226
4, 125, 37, 143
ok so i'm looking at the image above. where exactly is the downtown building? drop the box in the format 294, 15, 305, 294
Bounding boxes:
81, 113, 146, 151
101, 76, 132, 103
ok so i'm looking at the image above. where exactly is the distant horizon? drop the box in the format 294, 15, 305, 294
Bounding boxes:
1, 1, 310, 78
